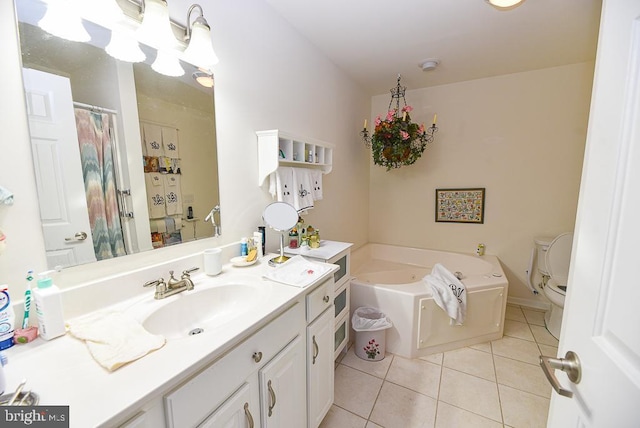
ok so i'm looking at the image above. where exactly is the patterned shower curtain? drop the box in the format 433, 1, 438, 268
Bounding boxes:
74, 109, 127, 260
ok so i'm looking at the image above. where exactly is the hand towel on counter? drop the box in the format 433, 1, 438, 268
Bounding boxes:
423, 263, 467, 325
162, 126, 180, 158
263, 255, 333, 288
144, 173, 166, 219
269, 167, 295, 207
66, 311, 165, 372
292, 168, 314, 212
164, 174, 183, 215
142, 123, 163, 157
309, 169, 323, 201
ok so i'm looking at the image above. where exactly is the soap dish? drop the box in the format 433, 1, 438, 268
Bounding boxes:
0, 391, 39, 406
231, 256, 258, 267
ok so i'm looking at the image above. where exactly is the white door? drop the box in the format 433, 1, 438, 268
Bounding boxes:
22, 68, 96, 268
545, 1, 640, 426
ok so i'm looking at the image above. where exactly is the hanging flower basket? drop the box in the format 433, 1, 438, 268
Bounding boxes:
371, 106, 429, 170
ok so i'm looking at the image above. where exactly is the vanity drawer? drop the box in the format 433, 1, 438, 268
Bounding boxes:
306, 277, 333, 323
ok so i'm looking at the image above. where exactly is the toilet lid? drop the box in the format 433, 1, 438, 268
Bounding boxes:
545, 232, 573, 286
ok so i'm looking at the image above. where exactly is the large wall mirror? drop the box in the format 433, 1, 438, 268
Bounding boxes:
16, 0, 220, 269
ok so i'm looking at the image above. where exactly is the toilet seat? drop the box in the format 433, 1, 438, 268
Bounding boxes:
545, 232, 573, 291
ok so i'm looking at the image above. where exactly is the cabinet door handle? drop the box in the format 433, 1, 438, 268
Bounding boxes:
244, 402, 254, 428
312, 335, 319, 365
252, 351, 262, 363
323, 295, 330, 303
267, 379, 277, 417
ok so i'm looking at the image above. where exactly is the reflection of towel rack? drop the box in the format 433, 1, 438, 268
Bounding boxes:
73, 101, 118, 115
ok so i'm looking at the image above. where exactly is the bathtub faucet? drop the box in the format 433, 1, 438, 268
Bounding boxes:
454, 271, 464, 280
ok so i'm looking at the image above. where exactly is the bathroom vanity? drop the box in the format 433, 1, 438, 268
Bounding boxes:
3, 250, 337, 428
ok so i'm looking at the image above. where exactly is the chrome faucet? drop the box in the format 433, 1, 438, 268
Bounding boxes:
144, 267, 199, 299
205, 205, 221, 237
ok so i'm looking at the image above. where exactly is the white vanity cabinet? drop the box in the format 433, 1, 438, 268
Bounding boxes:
287, 241, 353, 360
164, 302, 306, 428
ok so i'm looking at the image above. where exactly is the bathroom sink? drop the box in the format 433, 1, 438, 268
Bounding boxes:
134, 282, 268, 340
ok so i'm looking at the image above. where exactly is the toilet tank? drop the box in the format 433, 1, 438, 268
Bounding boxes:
534, 236, 554, 276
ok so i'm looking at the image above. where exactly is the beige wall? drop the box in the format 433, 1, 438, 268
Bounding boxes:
369, 63, 594, 306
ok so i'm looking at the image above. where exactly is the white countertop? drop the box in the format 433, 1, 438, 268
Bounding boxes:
2, 255, 337, 427
285, 240, 353, 260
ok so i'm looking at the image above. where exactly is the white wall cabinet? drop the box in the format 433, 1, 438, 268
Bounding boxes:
257, 129, 334, 186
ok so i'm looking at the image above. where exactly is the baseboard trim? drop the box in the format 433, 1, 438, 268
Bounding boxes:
507, 296, 551, 311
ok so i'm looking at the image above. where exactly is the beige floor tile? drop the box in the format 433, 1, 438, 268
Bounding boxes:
530, 325, 560, 346
494, 355, 552, 398
504, 319, 535, 341
438, 368, 502, 423
365, 422, 383, 428
319, 405, 367, 428
386, 355, 442, 398
537, 343, 559, 357
491, 336, 541, 365
505, 305, 526, 322
522, 309, 546, 326
369, 381, 437, 428
469, 341, 492, 353
334, 364, 383, 419
443, 347, 496, 381
341, 346, 394, 379
420, 352, 443, 365
499, 384, 550, 428
435, 401, 503, 428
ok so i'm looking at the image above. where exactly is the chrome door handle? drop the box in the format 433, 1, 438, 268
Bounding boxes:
312, 335, 319, 364
65, 231, 88, 241
267, 379, 276, 417
540, 351, 581, 398
323, 295, 330, 303
252, 351, 262, 363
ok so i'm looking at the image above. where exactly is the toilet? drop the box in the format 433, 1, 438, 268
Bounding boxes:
534, 233, 573, 339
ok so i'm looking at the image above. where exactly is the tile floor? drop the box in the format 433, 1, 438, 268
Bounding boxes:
320, 304, 558, 428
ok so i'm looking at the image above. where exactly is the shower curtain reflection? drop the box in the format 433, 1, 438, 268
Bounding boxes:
74, 108, 127, 260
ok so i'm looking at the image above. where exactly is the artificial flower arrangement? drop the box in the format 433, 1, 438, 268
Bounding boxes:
370, 105, 433, 171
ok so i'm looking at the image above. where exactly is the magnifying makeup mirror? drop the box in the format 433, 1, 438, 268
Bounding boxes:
262, 202, 298, 266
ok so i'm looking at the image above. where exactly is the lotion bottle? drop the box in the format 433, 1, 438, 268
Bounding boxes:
0, 286, 15, 350
33, 272, 66, 340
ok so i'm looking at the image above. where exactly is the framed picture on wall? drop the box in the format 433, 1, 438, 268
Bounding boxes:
435, 188, 485, 224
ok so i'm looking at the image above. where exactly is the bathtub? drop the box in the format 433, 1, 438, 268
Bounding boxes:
350, 243, 508, 358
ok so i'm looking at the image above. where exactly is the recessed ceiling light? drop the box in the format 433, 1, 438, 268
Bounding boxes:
485, 0, 526, 11
419, 59, 440, 72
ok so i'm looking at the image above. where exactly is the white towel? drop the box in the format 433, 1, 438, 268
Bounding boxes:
66, 311, 165, 372
162, 127, 180, 158
292, 168, 314, 212
0, 185, 14, 205
145, 173, 166, 219
263, 255, 333, 288
164, 174, 183, 215
309, 170, 323, 201
269, 167, 295, 206
142, 123, 163, 157
423, 263, 467, 325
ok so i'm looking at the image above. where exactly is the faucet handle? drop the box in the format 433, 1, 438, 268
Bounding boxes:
182, 267, 199, 277
143, 278, 164, 288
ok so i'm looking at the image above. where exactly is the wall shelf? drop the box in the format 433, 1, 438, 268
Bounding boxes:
257, 129, 334, 186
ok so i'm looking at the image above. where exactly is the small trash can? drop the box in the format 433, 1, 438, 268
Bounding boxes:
352, 307, 393, 361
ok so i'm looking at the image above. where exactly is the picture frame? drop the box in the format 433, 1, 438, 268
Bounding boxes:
435, 188, 485, 224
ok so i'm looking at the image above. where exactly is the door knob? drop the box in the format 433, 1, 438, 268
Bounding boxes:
65, 231, 88, 241
540, 350, 582, 398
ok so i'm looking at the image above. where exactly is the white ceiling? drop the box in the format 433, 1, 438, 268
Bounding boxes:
265, 0, 602, 96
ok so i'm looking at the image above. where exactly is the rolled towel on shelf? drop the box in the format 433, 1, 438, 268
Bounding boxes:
423, 263, 467, 325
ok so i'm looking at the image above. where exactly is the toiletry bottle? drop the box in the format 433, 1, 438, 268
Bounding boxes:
289, 228, 299, 248
32, 272, 66, 340
476, 243, 486, 256
0, 352, 7, 394
0, 286, 15, 350
253, 231, 263, 259
258, 226, 266, 255
240, 238, 248, 256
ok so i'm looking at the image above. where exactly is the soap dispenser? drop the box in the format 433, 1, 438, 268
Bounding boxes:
32, 271, 65, 340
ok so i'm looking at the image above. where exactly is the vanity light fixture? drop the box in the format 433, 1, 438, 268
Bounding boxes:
152, 49, 185, 77
192, 70, 214, 88
38, 0, 90, 42
138, 0, 185, 76
104, 0, 146, 63
485, 0, 526, 11
182, 4, 219, 72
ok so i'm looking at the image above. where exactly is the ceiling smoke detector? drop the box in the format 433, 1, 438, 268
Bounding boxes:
419, 59, 440, 72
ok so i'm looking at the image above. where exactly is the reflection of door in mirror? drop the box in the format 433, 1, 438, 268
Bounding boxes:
16, 0, 220, 269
